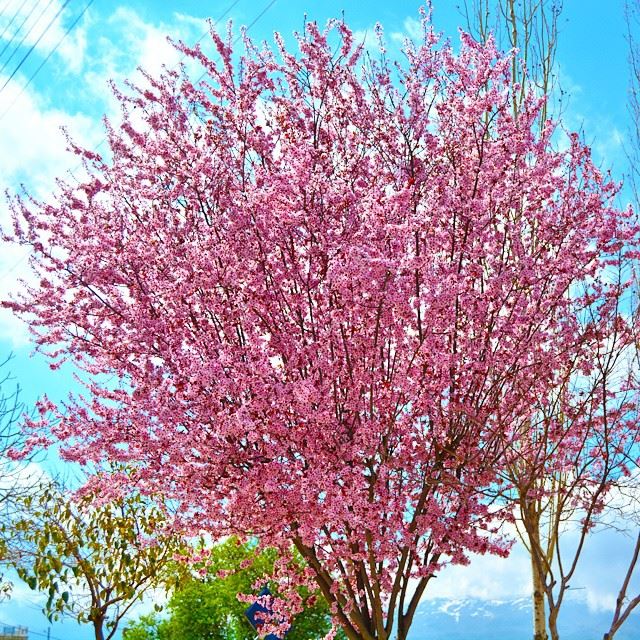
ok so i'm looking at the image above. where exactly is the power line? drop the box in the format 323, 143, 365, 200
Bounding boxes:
26, 629, 63, 640
0, 0, 14, 22
0, 0, 56, 76
0, 0, 71, 94
0, 1, 11, 17
0, 0, 277, 282
244, 0, 277, 35
0, 0, 92, 119
190, 0, 241, 51
0, 0, 39, 63
66, 0, 277, 182
0, 0, 240, 127
0, 0, 236, 284
0, 0, 31, 43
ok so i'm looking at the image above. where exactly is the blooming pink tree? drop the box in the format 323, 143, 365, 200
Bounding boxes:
4, 13, 638, 640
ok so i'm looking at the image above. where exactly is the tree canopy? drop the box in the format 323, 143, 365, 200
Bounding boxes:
5, 9, 639, 640
4, 480, 181, 640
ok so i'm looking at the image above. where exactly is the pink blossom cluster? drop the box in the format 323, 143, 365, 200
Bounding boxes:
4, 11, 639, 640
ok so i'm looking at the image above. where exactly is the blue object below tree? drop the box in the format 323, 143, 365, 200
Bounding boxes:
244, 586, 291, 640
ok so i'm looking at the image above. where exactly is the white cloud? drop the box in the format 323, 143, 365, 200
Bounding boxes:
0, 80, 98, 193
0, 568, 45, 608
403, 16, 424, 42
121, 585, 170, 621
0, 0, 90, 74
424, 541, 532, 602
567, 526, 640, 614
390, 16, 425, 47
350, 27, 385, 55
107, 7, 186, 78
173, 11, 210, 34
418, 516, 640, 619
0, 252, 31, 349
553, 64, 628, 177
0, 459, 50, 492
76, 7, 212, 132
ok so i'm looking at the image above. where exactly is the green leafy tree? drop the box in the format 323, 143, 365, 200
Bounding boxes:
121, 614, 170, 640
123, 537, 343, 640
5, 480, 181, 640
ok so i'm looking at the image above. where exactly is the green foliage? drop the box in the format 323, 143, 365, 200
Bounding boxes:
5, 480, 181, 640
121, 614, 170, 640
123, 538, 343, 640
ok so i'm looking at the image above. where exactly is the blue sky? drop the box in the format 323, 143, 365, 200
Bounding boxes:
0, 1, 637, 639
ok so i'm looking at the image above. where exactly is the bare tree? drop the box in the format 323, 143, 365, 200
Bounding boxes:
463, 5, 640, 640
603, 533, 640, 640
0, 353, 40, 598
597, 5, 640, 637
626, 0, 640, 206
461, 0, 563, 127
503, 304, 640, 640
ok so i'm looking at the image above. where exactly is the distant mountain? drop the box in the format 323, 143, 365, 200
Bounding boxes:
409, 597, 640, 640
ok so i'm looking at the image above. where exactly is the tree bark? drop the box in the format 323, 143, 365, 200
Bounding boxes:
530, 533, 549, 640
92, 618, 105, 640
548, 604, 560, 640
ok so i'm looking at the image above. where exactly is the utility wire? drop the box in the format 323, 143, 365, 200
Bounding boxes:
0, 0, 92, 119
0, 0, 55, 76
65, 0, 277, 175
0, 0, 39, 62
26, 629, 63, 640
0, 0, 239, 126
0, 0, 30, 43
0, 0, 13, 22
189, 0, 241, 51
0, 249, 30, 285
0, 0, 71, 94
243, 0, 277, 36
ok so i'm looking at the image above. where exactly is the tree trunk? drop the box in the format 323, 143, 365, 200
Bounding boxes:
548, 604, 560, 640
93, 619, 105, 640
531, 545, 549, 640
397, 619, 408, 640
